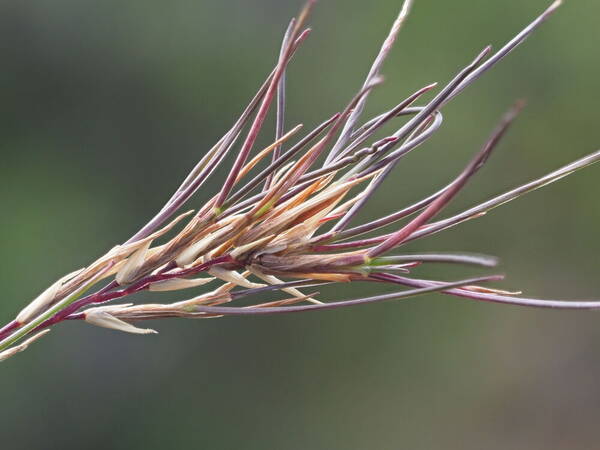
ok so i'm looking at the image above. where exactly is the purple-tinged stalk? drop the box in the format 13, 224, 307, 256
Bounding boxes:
224, 113, 340, 208
264, 18, 295, 190
372, 273, 600, 310
214, 2, 316, 211
170, 275, 504, 316
354, 46, 492, 179
327, 84, 438, 170
3, 0, 600, 363
324, 0, 414, 165
367, 100, 524, 258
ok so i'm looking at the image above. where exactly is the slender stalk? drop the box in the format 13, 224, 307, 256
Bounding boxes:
373, 272, 600, 310
215, 25, 313, 210
0, 263, 114, 352
184, 275, 502, 315
324, 0, 414, 165
368, 101, 523, 257
224, 114, 339, 208
404, 149, 600, 245
264, 19, 294, 190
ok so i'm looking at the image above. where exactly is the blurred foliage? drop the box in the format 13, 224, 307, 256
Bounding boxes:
1, 1, 600, 449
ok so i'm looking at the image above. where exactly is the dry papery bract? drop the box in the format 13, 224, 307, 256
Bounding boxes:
2, 0, 599, 363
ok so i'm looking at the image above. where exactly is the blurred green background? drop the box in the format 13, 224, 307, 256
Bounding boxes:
1, 0, 600, 448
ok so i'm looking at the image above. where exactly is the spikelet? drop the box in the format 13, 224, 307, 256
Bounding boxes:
84, 305, 158, 335
229, 235, 275, 259
116, 240, 153, 285
175, 215, 245, 267
0, 330, 50, 362
207, 267, 266, 289
148, 277, 215, 292
16, 269, 83, 324
248, 266, 322, 304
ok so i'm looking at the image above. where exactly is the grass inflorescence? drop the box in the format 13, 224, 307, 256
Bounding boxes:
2, 0, 599, 363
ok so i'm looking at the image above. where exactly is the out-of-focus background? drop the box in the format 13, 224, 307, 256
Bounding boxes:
1, 0, 599, 448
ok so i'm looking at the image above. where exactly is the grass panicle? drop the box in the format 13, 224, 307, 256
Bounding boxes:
2, 0, 599, 363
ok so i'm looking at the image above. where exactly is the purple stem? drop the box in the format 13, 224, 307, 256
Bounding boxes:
35, 256, 233, 331
312, 234, 388, 252
126, 66, 277, 244
298, 137, 399, 184
372, 272, 600, 310
445, 0, 562, 104
172, 275, 500, 315
360, 47, 491, 176
0, 320, 20, 342
215, 29, 312, 210
324, 0, 413, 165
224, 113, 339, 208
332, 84, 438, 165
324, 105, 442, 236
368, 101, 523, 258
331, 181, 452, 242
264, 19, 294, 190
